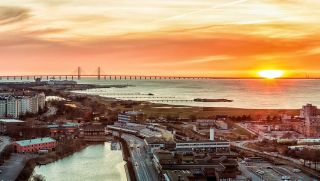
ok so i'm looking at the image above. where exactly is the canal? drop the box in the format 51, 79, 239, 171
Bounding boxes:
32, 142, 127, 181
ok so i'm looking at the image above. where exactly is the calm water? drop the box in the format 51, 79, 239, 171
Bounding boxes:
74, 79, 320, 109
1, 78, 319, 108
32, 143, 127, 181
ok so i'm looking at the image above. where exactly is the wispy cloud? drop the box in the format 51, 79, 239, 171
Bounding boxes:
0, 0, 320, 77
143, 56, 234, 67
0, 6, 30, 25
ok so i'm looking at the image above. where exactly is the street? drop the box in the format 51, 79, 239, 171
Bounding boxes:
0, 153, 37, 181
121, 134, 159, 181
0, 136, 11, 153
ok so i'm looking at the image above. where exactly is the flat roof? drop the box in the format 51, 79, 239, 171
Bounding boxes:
164, 170, 193, 181
123, 111, 144, 115
15, 137, 56, 147
0, 119, 25, 123
176, 140, 229, 143
47, 122, 79, 128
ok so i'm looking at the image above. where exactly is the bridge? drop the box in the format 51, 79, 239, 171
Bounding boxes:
0, 67, 221, 81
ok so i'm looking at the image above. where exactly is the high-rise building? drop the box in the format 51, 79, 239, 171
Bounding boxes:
300, 104, 318, 118
29, 96, 39, 114
0, 92, 46, 118
6, 98, 19, 118
300, 104, 320, 137
0, 99, 7, 117
18, 97, 30, 115
38, 93, 46, 110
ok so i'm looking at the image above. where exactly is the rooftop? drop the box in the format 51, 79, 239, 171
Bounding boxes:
47, 122, 79, 128
15, 137, 56, 147
164, 170, 193, 181
176, 140, 229, 143
122, 111, 144, 116
0, 119, 25, 123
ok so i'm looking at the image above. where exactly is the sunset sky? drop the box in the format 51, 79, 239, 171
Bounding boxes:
0, 0, 320, 77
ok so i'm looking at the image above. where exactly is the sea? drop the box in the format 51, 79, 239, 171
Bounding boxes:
74, 78, 319, 109
1, 78, 319, 109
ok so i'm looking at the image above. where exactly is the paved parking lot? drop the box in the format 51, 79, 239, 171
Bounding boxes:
239, 160, 316, 181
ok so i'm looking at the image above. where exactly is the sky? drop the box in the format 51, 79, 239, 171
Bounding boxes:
0, 0, 320, 77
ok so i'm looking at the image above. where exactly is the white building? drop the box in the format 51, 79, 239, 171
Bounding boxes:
0, 93, 46, 118
18, 97, 30, 115
118, 111, 144, 123
6, 98, 19, 118
175, 140, 230, 152
0, 99, 6, 117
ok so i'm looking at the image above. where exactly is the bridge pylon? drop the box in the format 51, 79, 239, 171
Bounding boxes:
77, 66, 81, 80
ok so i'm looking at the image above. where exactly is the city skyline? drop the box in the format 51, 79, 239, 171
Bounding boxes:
1, 0, 320, 77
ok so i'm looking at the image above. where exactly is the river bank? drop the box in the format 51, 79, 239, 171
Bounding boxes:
17, 139, 89, 180
31, 143, 127, 181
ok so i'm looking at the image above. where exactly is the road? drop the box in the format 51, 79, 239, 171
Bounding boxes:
0, 153, 37, 181
121, 134, 159, 181
0, 136, 11, 153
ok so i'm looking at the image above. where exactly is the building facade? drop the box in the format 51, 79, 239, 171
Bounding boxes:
0, 119, 26, 135
0, 92, 45, 118
118, 111, 145, 123
300, 104, 320, 137
83, 122, 106, 142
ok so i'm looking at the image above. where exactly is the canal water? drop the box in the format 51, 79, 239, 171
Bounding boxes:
32, 143, 127, 181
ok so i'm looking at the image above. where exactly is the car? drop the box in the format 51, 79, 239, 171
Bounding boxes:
281, 176, 291, 181
0, 170, 2, 174
293, 169, 301, 173
134, 162, 138, 167
256, 170, 265, 175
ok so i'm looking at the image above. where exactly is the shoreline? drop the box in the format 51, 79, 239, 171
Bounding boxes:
78, 92, 299, 118
19, 140, 130, 181
17, 140, 90, 180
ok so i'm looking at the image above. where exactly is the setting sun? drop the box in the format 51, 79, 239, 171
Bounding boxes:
258, 70, 284, 79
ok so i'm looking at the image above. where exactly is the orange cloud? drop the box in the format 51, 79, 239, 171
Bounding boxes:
0, 0, 320, 77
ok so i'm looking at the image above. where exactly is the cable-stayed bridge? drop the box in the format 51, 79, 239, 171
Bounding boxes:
1, 67, 311, 80
0, 67, 221, 81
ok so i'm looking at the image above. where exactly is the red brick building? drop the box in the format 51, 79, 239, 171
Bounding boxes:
14, 137, 57, 153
